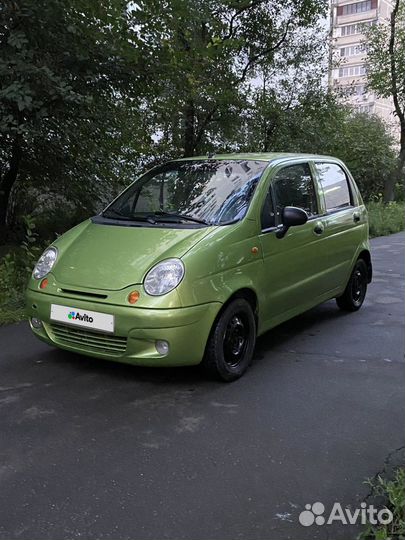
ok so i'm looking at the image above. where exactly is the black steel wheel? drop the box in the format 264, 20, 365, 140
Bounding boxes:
202, 298, 256, 382
336, 259, 368, 312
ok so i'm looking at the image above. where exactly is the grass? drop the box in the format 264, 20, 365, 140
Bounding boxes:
0, 245, 28, 326
367, 201, 405, 238
359, 467, 405, 540
0, 299, 26, 325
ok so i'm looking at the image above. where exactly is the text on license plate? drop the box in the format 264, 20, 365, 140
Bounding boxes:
50, 304, 114, 333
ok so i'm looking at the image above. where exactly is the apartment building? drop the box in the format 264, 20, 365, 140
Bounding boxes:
329, 0, 398, 136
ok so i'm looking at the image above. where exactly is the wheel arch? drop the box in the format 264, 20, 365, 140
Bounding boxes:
209, 287, 259, 337
357, 249, 372, 283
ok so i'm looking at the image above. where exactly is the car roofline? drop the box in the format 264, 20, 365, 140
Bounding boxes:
170, 153, 346, 166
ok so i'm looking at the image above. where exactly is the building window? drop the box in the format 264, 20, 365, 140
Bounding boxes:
354, 103, 375, 113
338, 84, 367, 97
340, 44, 365, 57
339, 64, 367, 77
337, 0, 377, 16
340, 20, 376, 36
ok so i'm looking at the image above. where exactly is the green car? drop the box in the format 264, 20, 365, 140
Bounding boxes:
27, 153, 372, 381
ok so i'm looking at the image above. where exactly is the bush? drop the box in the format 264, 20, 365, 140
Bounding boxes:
359, 467, 405, 540
367, 202, 405, 238
0, 216, 44, 325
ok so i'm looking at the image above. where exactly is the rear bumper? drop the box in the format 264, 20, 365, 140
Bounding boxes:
26, 288, 221, 366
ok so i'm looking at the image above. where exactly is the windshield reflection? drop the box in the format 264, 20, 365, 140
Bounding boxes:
104, 160, 268, 226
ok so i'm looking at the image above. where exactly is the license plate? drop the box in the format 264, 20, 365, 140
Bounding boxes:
50, 304, 114, 333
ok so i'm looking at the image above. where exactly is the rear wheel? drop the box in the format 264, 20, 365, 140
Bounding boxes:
202, 298, 256, 382
336, 259, 368, 312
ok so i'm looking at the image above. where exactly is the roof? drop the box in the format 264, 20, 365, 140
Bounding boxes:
176, 152, 341, 163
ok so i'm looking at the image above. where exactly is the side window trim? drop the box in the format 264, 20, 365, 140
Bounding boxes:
260, 182, 277, 232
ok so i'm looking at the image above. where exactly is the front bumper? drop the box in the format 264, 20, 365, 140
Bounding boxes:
26, 288, 221, 366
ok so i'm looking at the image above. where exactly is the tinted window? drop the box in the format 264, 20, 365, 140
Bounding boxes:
315, 163, 352, 211
272, 163, 318, 220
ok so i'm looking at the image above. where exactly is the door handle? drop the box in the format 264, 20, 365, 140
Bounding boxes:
313, 223, 324, 235
353, 212, 361, 223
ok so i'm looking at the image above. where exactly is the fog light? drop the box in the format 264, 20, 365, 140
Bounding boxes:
155, 340, 169, 356
31, 317, 42, 329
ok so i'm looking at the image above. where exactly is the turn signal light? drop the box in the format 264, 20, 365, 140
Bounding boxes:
128, 290, 140, 304
40, 278, 49, 289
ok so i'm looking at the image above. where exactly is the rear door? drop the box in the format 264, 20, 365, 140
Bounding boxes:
311, 161, 363, 290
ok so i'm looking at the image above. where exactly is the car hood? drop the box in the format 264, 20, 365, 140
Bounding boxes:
53, 219, 213, 290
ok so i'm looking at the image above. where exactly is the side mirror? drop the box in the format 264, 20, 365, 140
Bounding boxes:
276, 206, 308, 239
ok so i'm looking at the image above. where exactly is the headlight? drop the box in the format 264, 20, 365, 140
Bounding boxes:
144, 258, 184, 296
32, 247, 58, 280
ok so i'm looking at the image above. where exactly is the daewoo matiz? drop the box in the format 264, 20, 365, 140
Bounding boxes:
27, 153, 372, 381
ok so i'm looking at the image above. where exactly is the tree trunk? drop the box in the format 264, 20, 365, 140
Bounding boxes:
384, 0, 405, 202
399, 124, 405, 185
384, 126, 405, 202
0, 137, 22, 242
183, 100, 195, 157
383, 176, 396, 202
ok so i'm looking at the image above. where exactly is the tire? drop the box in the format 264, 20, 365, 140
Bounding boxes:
336, 259, 368, 312
202, 298, 256, 382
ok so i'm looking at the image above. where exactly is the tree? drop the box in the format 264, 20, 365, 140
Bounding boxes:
132, 0, 328, 159
242, 89, 397, 201
0, 0, 149, 240
364, 0, 405, 201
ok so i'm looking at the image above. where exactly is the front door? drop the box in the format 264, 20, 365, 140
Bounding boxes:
258, 161, 330, 329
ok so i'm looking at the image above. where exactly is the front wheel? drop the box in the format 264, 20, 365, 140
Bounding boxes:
202, 298, 256, 382
336, 259, 368, 312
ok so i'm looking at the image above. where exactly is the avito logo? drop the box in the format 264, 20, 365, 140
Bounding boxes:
298, 501, 393, 527
68, 311, 94, 323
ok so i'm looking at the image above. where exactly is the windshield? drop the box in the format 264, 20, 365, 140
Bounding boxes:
103, 160, 268, 226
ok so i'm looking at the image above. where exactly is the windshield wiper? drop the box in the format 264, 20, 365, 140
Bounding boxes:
102, 209, 157, 224
102, 208, 127, 219
102, 209, 209, 226
153, 211, 210, 225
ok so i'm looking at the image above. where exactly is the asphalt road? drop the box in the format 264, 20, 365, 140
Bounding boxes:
0, 232, 404, 540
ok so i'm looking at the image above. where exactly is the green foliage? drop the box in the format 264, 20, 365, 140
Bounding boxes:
359, 467, 405, 540
367, 201, 405, 238
0, 0, 150, 234
0, 215, 43, 324
0, 0, 401, 243
131, 0, 328, 157
243, 89, 397, 202
364, 1, 405, 112
329, 113, 397, 202
363, 0, 405, 201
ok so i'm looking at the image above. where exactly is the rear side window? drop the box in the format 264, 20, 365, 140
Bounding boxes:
272, 163, 318, 219
315, 163, 352, 212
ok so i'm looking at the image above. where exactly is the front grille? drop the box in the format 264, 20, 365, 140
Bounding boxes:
59, 288, 108, 299
49, 323, 127, 356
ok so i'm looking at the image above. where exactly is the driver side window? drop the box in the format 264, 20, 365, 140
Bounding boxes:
272, 163, 318, 223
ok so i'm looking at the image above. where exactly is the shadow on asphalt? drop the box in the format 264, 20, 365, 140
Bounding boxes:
254, 299, 350, 362
46, 299, 348, 386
